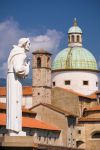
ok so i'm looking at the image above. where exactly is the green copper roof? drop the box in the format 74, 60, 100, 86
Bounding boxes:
52, 47, 98, 71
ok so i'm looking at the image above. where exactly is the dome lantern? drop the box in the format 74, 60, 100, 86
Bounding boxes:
68, 18, 82, 47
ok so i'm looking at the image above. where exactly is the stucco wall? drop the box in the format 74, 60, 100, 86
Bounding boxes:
51, 87, 79, 116
23, 128, 60, 146
22, 96, 32, 108
32, 88, 51, 106
32, 105, 69, 147
52, 71, 98, 95
78, 123, 100, 150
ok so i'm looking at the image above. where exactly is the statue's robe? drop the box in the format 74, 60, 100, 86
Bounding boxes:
6, 45, 29, 132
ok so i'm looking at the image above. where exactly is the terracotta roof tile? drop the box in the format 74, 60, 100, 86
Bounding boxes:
85, 106, 100, 111
0, 113, 60, 131
86, 92, 97, 99
0, 102, 36, 114
0, 87, 6, 96
0, 102, 6, 109
0, 113, 5, 126
0, 86, 32, 96
22, 117, 60, 131
32, 49, 52, 55
22, 86, 32, 96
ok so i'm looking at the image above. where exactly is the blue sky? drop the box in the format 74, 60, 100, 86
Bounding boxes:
0, 0, 100, 77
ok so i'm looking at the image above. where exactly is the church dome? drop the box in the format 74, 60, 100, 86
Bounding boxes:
52, 47, 98, 71
68, 26, 82, 34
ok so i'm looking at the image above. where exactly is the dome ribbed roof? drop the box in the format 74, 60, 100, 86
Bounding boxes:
68, 26, 82, 34
52, 47, 98, 71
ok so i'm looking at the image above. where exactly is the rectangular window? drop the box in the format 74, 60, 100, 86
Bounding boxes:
78, 130, 81, 134
83, 81, 88, 85
65, 80, 71, 85
96, 82, 98, 87
53, 82, 55, 86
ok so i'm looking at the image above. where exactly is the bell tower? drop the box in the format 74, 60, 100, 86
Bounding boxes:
32, 49, 52, 106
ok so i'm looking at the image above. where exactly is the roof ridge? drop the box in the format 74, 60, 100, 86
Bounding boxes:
30, 102, 77, 117
53, 87, 96, 99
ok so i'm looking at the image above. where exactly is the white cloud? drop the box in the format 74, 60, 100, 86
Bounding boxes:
0, 19, 25, 61
0, 19, 25, 77
30, 29, 63, 55
0, 19, 63, 78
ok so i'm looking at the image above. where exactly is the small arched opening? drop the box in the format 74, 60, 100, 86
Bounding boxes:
91, 131, 100, 139
76, 140, 85, 149
37, 57, 41, 68
83, 108, 87, 117
72, 35, 74, 42
77, 35, 80, 42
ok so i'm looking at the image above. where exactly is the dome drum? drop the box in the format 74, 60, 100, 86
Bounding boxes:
52, 71, 99, 95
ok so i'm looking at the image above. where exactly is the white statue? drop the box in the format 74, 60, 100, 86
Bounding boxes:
6, 38, 30, 136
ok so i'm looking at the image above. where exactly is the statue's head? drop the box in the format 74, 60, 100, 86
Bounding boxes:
18, 38, 30, 51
